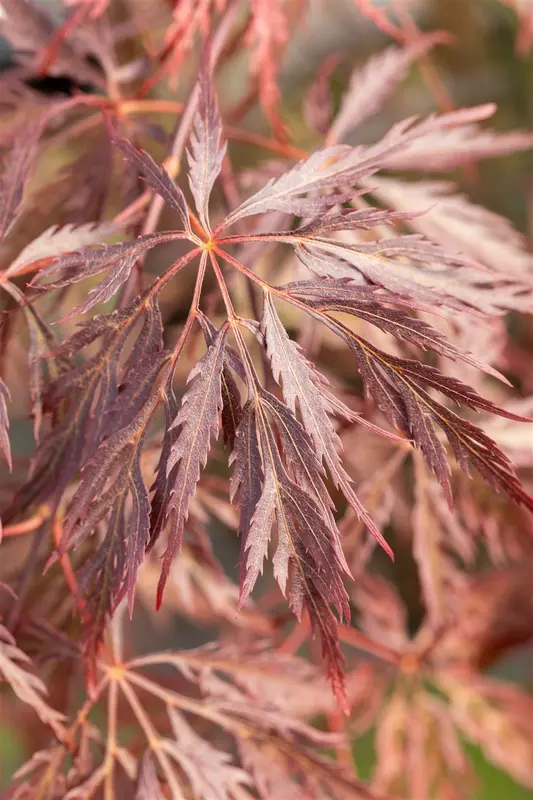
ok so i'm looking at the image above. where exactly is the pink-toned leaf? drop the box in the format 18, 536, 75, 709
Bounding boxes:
384, 123, 533, 171
0, 378, 11, 472
328, 35, 445, 144
187, 66, 227, 232
261, 290, 391, 555
223, 105, 496, 227
371, 177, 533, 282
0, 118, 42, 241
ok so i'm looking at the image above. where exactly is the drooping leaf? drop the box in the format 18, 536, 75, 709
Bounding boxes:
6, 293, 162, 520
412, 454, 473, 626
333, 322, 532, 507
303, 54, 339, 135
198, 313, 244, 449
246, 0, 289, 141
158, 326, 228, 606
0, 625, 64, 736
135, 751, 165, 800
284, 279, 506, 378
261, 290, 391, 554
231, 398, 351, 710
0, 118, 42, 241
56, 354, 169, 676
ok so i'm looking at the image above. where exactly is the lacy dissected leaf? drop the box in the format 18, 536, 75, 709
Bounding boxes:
283, 279, 504, 377
373, 689, 472, 799
57, 352, 169, 676
126, 645, 387, 799
371, 177, 533, 285
0, 277, 66, 441
148, 381, 179, 552
33, 231, 182, 317
261, 290, 391, 554
163, 709, 251, 799
328, 36, 444, 144
230, 398, 351, 709
5, 222, 116, 279
412, 455, 473, 626
0, 377, 11, 472
239, 735, 387, 800
187, 65, 227, 231
246, 0, 289, 141
0, 118, 42, 241
290, 230, 513, 315
135, 751, 165, 800
383, 120, 533, 171
198, 312, 244, 449
0, 625, 65, 736
284, 286, 533, 507
222, 105, 495, 227
158, 326, 227, 606
111, 131, 191, 233
8, 292, 163, 520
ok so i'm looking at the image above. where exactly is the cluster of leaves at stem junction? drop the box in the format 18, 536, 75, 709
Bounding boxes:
1, 0, 533, 797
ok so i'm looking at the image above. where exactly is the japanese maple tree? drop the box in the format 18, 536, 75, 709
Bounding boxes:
0, 0, 533, 798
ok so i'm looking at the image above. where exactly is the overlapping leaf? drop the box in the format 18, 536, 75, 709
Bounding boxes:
55, 350, 170, 676
371, 177, 533, 286
222, 105, 496, 228
8, 292, 163, 522
0, 625, 65, 736
261, 290, 391, 554
33, 231, 184, 316
157, 326, 228, 606
231, 396, 351, 709
281, 281, 533, 508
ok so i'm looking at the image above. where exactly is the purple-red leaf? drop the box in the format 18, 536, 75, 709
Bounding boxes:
223, 105, 496, 229
261, 290, 391, 556
34, 232, 182, 317
187, 66, 226, 232
111, 132, 192, 233
158, 326, 228, 607
231, 396, 351, 710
